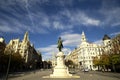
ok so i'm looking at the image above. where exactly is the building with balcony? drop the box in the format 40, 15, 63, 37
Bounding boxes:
102, 34, 112, 54
66, 31, 102, 70
4, 32, 42, 65
65, 48, 79, 68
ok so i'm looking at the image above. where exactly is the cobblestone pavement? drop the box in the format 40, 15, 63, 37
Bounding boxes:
2, 70, 120, 80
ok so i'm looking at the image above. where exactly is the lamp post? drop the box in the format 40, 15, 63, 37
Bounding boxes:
5, 47, 13, 80
42, 60, 45, 70
34, 59, 37, 73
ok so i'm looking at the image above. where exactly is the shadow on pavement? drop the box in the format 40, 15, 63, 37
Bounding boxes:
94, 71, 120, 79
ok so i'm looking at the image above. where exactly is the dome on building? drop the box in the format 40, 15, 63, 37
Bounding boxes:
103, 34, 111, 40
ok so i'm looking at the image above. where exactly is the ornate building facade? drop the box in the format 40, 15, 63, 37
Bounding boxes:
5, 32, 42, 64
102, 34, 120, 54
65, 48, 79, 68
111, 34, 120, 54
66, 31, 102, 70
102, 34, 112, 54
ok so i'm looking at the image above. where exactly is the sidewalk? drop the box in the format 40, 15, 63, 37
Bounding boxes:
1, 70, 120, 80
0, 69, 44, 80
8, 70, 52, 80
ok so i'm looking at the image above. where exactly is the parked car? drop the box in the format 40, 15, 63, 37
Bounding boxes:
69, 70, 76, 74
84, 68, 89, 72
82, 68, 89, 72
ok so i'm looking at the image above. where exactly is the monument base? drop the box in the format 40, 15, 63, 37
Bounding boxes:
43, 52, 80, 78
50, 66, 72, 77
43, 75, 80, 78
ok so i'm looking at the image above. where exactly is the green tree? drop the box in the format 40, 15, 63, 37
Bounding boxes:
93, 56, 100, 66
93, 56, 101, 70
65, 60, 74, 68
10, 52, 24, 71
100, 54, 110, 66
4, 46, 24, 72
110, 54, 120, 72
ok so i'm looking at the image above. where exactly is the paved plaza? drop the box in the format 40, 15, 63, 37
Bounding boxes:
1, 70, 119, 80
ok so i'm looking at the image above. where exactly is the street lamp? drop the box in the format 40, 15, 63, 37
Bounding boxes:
34, 59, 37, 73
42, 60, 45, 70
5, 47, 13, 80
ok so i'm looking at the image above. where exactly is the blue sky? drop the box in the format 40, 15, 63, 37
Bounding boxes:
0, 0, 120, 60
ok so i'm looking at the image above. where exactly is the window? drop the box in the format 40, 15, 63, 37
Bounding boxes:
89, 61, 91, 63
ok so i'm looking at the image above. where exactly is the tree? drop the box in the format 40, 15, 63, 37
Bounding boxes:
93, 53, 110, 71
10, 52, 24, 72
93, 56, 100, 66
110, 54, 120, 72
110, 35, 120, 72
100, 54, 110, 66
65, 60, 74, 68
4, 46, 24, 72
0, 42, 8, 73
110, 54, 120, 64
93, 56, 101, 70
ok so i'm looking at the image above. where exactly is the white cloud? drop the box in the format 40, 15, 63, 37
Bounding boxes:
81, 14, 100, 26
60, 32, 82, 47
41, 17, 50, 28
0, 4, 50, 34
111, 22, 120, 27
99, 0, 120, 27
38, 45, 57, 53
37, 44, 72, 60
37, 32, 82, 60
0, 0, 102, 34
110, 32, 120, 36
0, 26, 16, 32
1, 0, 120, 35
94, 40, 103, 45
37, 45, 57, 60
53, 21, 64, 30
60, 9, 100, 27
0, 13, 31, 33
0, 0, 51, 34
62, 48, 71, 55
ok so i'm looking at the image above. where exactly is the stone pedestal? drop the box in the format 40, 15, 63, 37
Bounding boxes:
43, 51, 80, 78
50, 52, 72, 78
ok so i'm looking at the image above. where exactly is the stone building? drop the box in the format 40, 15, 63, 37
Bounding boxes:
111, 34, 120, 54
0, 37, 6, 54
78, 31, 102, 70
0, 37, 6, 72
66, 31, 102, 70
51, 52, 57, 67
102, 34, 112, 54
65, 48, 79, 68
102, 34, 120, 54
4, 32, 42, 65
0, 37, 6, 61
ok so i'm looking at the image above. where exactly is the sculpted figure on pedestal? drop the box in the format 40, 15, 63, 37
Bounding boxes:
57, 37, 63, 52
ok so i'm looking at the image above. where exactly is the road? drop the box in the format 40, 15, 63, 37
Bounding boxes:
2, 70, 120, 80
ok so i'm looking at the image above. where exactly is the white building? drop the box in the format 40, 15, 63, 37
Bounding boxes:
65, 49, 79, 68
66, 31, 102, 70
77, 31, 102, 70
51, 52, 57, 67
